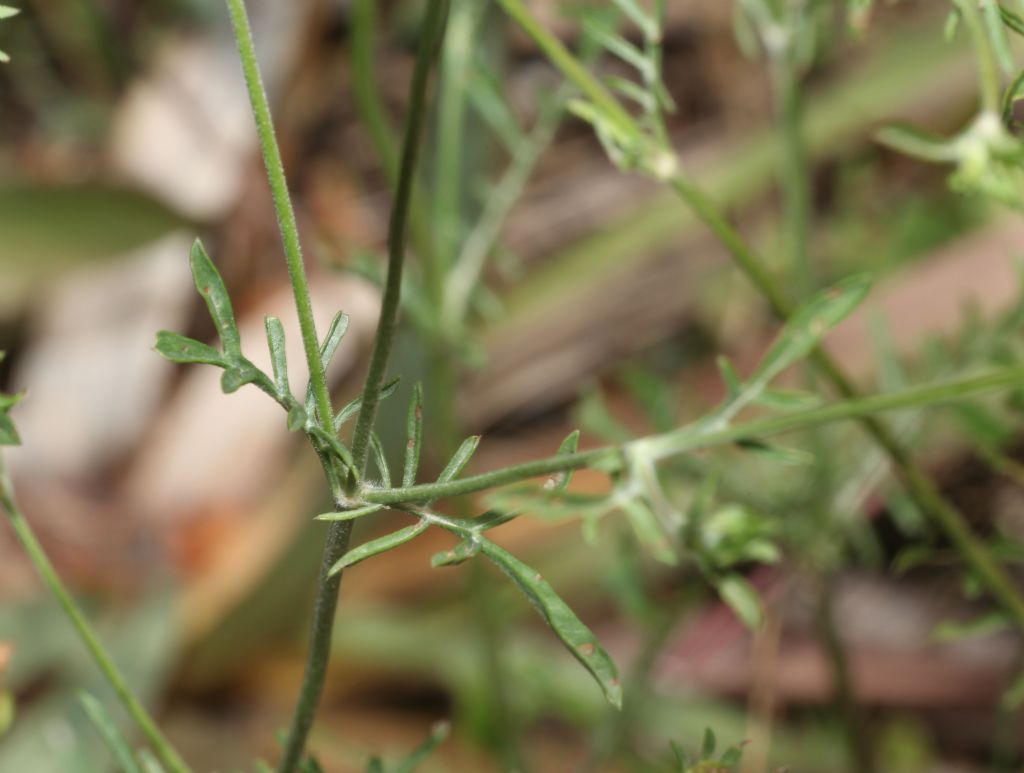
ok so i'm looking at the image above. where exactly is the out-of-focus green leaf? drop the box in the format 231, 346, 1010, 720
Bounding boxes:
478, 538, 622, 708
391, 721, 450, 773
717, 574, 763, 630
78, 693, 143, 773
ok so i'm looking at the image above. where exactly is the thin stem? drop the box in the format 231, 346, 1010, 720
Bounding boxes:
276, 2, 449, 770
956, 0, 1001, 114
0, 462, 191, 773
814, 574, 876, 773
773, 52, 812, 300
349, 0, 450, 475
363, 366, 1024, 506
225, 0, 336, 444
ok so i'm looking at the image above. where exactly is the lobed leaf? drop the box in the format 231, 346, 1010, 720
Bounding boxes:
78, 693, 143, 773
329, 520, 428, 575
189, 240, 242, 356
154, 331, 225, 366
478, 538, 622, 707
403, 383, 424, 487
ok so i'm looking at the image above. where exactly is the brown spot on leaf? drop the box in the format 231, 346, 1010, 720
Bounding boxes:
578, 643, 596, 657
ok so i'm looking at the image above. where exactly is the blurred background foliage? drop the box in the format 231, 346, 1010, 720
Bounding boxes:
3, 0, 1024, 771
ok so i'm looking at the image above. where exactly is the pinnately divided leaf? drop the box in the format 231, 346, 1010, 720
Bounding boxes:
189, 239, 242, 356
478, 538, 622, 707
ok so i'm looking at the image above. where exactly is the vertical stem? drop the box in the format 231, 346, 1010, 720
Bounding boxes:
773, 53, 812, 301
814, 576, 876, 773
349, 0, 450, 475
225, 0, 336, 445
276, 2, 449, 770
956, 0, 1001, 114
0, 463, 191, 773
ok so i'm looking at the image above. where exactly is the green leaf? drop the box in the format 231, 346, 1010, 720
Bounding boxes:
315, 504, 385, 522
431, 538, 480, 567
154, 331, 225, 366
876, 124, 960, 163
718, 745, 743, 768
78, 693, 143, 773
333, 375, 401, 431
392, 721, 450, 773
307, 425, 355, 471
368, 431, 391, 488
752, 275, 872, 386
735, 438, 813, 466
621, 497, 676, 565
220, 361, 263, 394
287, 404, 307, 432
0, 6, 18, 20
264, 316, 289, 396
700, 726, 716, 759
436, 435, 481, 486
545, 429, 581, 493
716, 356, 743, 398
135, 749, 167, 773
753, 388, 821, 411
1003, 669, 1024, 710
0, 411, 20, 446
189, 239, 241, 356
478, 538, 622, 707
933, 611, 1009, 642
717, 574, 763, 630
0, 690, 14, 738
298, 751, 327, 773
329, 521, 428, 575
403, 383, 423, 487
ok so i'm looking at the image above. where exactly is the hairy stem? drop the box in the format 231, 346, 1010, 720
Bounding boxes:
225, 0, 336, 447
362, 366, 1024, 506
276, 2, 449, 770
0, 463, 191, 773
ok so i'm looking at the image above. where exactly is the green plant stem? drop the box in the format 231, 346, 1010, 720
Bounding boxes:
773, 53, 812, 300
350, 0, 435, 262
362, 366, 1024, 506
664, 173, 1024, 628
956, 0, 1001, 114
225, 0, 336, 449
0, 463, 191, 773
349, 0, 450, 475
275, 2, 449, 770
814, 574, 876, 773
